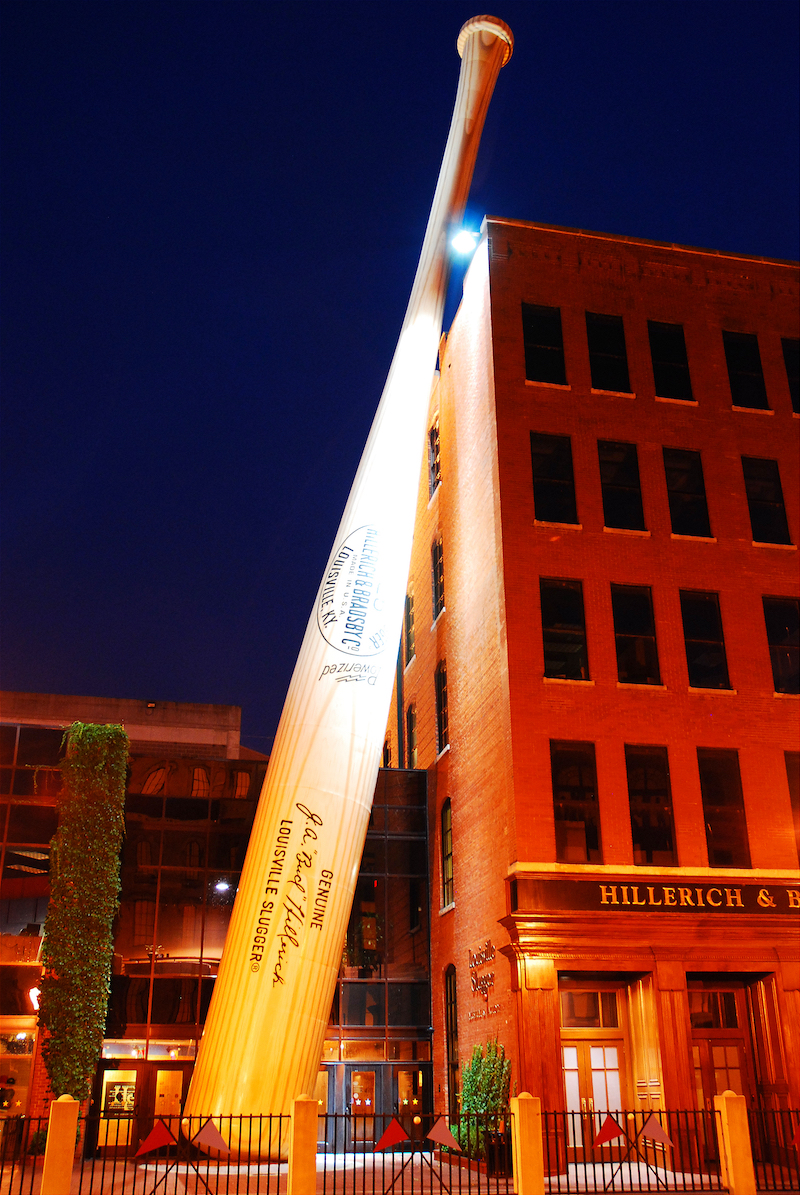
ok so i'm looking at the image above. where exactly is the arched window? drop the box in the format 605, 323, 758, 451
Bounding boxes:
191, 767, 210, 797
141, 767, 165, 795
444, 965, 459, 1120
441, 800, 453, 907
232, 771, 250, 799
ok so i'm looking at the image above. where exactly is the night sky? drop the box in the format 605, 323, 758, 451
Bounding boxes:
1, 1, 798, 752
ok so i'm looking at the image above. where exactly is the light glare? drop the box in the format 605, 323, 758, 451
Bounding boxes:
452, 229, 478, 255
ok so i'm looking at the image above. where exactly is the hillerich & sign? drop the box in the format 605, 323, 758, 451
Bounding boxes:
513, 877, 800, 915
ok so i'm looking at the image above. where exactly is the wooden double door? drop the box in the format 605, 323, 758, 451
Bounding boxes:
562, 1040, 626, 1158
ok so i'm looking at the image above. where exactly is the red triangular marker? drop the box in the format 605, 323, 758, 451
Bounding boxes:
641, 1113, 672, 1146
426, 1117, 462, 1151
135, 1120, 177, 1156
192, 1118, 231, 1153
374, 1118, 411, 1151
593, 1115, 626, 1146
790, 1121, 800, 1148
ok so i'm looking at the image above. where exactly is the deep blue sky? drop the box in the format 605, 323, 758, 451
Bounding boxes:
1, 1, 798, 751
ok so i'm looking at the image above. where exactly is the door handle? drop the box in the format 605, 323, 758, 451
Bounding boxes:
581, 1098, 586, 1113
588, 1098, 594, 1113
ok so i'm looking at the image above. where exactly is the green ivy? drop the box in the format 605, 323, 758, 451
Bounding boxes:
39, 722, 128, 1100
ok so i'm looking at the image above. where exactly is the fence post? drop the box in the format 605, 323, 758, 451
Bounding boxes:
40, 1094, 80, 1195
288, 1093, 318, 1195
714, 1090, 756, 1195
510, 1093, 544, 1195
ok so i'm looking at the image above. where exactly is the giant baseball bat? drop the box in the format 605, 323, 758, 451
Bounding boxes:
184, 15, 513, 1146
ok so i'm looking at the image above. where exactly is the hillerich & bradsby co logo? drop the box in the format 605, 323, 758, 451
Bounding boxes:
317, 525, 387, 657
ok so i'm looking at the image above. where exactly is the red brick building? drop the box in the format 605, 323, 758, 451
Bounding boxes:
385, 219, 799, 1122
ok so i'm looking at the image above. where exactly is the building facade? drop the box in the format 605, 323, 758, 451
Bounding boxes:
0, 692, 432, 1144
384, 220, 800, 1123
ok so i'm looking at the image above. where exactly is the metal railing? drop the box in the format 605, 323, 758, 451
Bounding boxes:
541, 1109, 725, 1192
748, 1108, 800, 1192
0, 1111, 290, 1194
316, 1110, 513, 1192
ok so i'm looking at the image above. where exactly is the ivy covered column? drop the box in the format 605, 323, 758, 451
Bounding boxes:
39, 722, 129, 1100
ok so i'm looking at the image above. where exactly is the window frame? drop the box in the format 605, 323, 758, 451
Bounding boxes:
405, 705, 417, 769
648, 320, 693, 401
530, 432, 579, 525
434, 661, 449, 754
624, 744, 677, 866
404, 593, 416, 665
741, 457, 792, 545
663, 447, 712, 538
680, 590, 731, 690
696, 748, 751, 869
521, 303, 568, 385
610, 584, 661, 686
540, 578, 590, 681
762, 597, 799, 694
598, 440, 646, 531
550, 740, 603, 864
723, 330, 769, 410
428, 423, 441, 497
441, 800, 454, 908
586, 311, 632, 393
431, 538, 445, 621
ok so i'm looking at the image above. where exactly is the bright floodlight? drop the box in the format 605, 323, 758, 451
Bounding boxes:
215, 880, 230, 892
452, 229, 478, 254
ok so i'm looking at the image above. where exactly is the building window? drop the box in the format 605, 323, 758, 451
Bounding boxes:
680, 591, 731, 689
663, 448, 711, 537
611, 585, 661, 685
444, 964, 459, 1119
782, 338, 799, 413
723, 330, 769, 409
648, 321, 693, 401
184, 839, 201, 868
697, 749, 751, 868
598, 440, 645, 530
521, 303, 567, 385
136, 840, 152, 868
441, 800, 454, 907
785, 752, 799, 865
762, 597, 799, 694
406, 705, 417, 769
530, 432, 578, 524
741, 457, 792, 545
551, 740, 602, 864
435, 662, 449, 753
133, 899, 156, 946
428, 423, 441, 496
625, 745, 676, 866
382, 740, 392, 768
141, 767, 166, 795
540, 578, 589, 680
404, 593, 415, 664
431, 538, 445, 620
191, 767, 210, 797
232, 771, 250, 799
586, 312, 631, 393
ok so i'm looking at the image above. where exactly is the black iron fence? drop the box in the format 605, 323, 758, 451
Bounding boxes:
0, 1111, 290, 1194
316, 1110, 513, 1193
541, 1109, 725, 1192
748, 1108, 800, 1192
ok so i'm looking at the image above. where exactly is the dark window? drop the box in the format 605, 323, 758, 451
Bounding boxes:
680, 591, 731, 689
405, 706, 417, 769
785, 752, 799, 865
409, 879, 422, 933
663, 448, 712, 537
586, 312, 631, 393
742, 457, 792, 545
522, 303, 567, 385
723, 330, 769, 409
404, 594, 415, 663
530, 432, 578, 524
762, 597, 799, 694
435, 662, 449, 753
540, 579, 589, 680
599, 440, 645, 530
444, 965, 459, 1119
551, 740, 602, 863
561, 990, 619, 1028
441, 801, 453, 907
428, 423, 441, 496
382, 740, 392, 768
16, 728, 63, 767
648, 321, 693, 401
431, 538, 445, 619
782, 338, 799, 413
625, 745, 676, 865
611, 585, 661, 685
697, 748, 751, 868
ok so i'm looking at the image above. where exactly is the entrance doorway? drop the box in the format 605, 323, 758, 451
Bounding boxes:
689, 986, 755, 1110
562, 1042, 627, 1156
347, 1068, 377, 1144
88, 1061, 193, 1156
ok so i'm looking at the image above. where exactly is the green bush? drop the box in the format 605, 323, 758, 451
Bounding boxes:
455, 1038, 511, 1157
39, 723, 128, 1100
